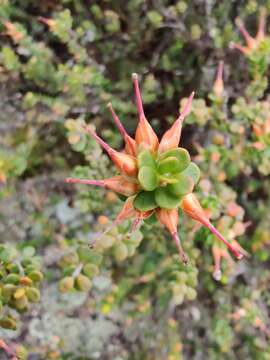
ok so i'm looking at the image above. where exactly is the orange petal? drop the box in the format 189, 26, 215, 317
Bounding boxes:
65, 176, 138, 196
158, 92, 194, 153
4, 21, 24, 42
256, 7, 266, 42
252, 123, 263, 137
180, 194, 246, 259
156, 208, 188, 264
213, 61, 224, 97
132, 73, 159, 152
116, 196, 137, 223
235, 17, 256, 50
83, 125, 138, 177
230, 42, 250, 56
212, 246, 222, 280
107, 102, 137, 156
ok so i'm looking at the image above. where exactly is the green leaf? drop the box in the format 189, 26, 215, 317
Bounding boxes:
181, 162, 200, 184
23, 246, 36, 258
155, 187, 182, 209
159, 148, 190, 172
134, 191, 157, 212
167, 174, 194, 196
77, 247, 102, 264
144, 212, 157, 225
158, 156, 180, 174
138, 166, 158, 191
138, 149, 156, 169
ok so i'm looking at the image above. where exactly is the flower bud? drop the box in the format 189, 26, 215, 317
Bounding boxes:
156, 208, 188, 264
253, 124, 263, 137
66, 176, 139, 196
107, 102, 137, 156
180, 193, 245, 259
115, 196, 137, 224
235, 17, 256, 50
256, 7, 266, 42
4, 21, 24, 42
84, 125, 138, 177
159, 92, 194, 153
232, 11, 266, 56
38, 16, 56, 30
20, 276, 33, 286
133, 73, 159, 152
213, 61, 224, 97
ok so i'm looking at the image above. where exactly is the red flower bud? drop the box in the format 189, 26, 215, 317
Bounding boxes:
132, 73, 159, 152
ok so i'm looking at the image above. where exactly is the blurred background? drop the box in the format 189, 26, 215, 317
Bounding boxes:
1, 0, 270, 359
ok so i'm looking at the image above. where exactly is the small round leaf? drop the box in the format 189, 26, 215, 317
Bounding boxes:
181, 162, 200, 184
138, 166, 158, 191
159, 148, 190, 172
167, 174, 194, 196
134, 191, 157, 212
138, 149, 156, 169
155, 187, 182, 209
158, 157, 180, 174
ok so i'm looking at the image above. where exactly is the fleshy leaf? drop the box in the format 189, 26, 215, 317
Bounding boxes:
159, 148, 190, 172
155, 187, 182, 209
167, 174, 194, 196
138, 149, 156, 169
138, 166, 158, 191
181, 162, 200, 184
158, 157, 180, 174
144, 212, 157, 224
134, 191, 157, 212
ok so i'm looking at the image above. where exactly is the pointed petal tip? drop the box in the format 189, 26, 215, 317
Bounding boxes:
235, 17, 243, 27
132, 73, 138, 80
107, 102, 112, 108
213, 270, 222, 281
236, 248, 250, 260
181, 253, 189, 266
178, 91, 195, 121
172, 232, 189, 265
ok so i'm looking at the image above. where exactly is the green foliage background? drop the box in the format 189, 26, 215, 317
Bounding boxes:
1, 0, 270, 359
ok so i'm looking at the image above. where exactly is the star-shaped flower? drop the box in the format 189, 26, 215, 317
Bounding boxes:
231, 8, 267, 56
66, 74, 247, 263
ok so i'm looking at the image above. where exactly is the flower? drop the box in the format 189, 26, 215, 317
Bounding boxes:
3, 21, 24, 43
231, 8, 267, 56
213, 61, 224, 97
65, 74, 247, 264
